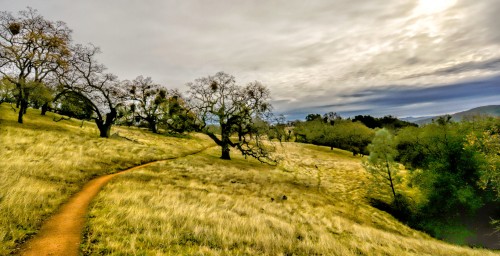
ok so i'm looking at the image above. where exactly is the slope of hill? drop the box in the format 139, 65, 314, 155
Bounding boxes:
403, 105, 500, 125
0, 103, 214, 255
0, 103, 497, 255
453, 105, 500, 120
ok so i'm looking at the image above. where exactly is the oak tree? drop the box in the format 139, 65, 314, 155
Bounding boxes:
187, 72, 276, 163
124, 76, 168, 133
58, 44, 124, 137
0, 8, 71, 123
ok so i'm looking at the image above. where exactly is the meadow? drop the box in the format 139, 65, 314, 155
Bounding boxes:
81, 145, 496, 255
0, 103, 497, 255
0, 104, 213, 254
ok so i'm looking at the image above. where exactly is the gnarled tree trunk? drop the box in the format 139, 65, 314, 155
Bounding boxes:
220, 126, 231, 160
221, 143, 231, 160
95, 109, 117, 138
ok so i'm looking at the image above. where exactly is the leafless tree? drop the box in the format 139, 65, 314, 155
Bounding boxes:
187, 71, 277, 164
57, 44, 125, 137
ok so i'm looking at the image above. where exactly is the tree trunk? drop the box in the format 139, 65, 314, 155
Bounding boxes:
100, 109, 117, 138
95, 109, 117, 138
17, 99, 28, 123
149, 118, 158, 133
221, 144, 231, 160
386, 159, 398, 204
99, 124, 111, 138
220, 129, 231, 160
17, 106, 24, 123
41, 102, 48, 115
96, 120, 111, 138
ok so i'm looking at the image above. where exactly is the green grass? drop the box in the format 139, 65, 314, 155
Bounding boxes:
0, 103, 214, 254
0, 103, 497, 255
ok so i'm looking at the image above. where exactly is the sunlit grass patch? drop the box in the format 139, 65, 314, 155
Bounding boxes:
0, 103, 213, 254
82, 144, 495, 255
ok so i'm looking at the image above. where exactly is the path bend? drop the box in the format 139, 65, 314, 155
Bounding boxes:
18, 147, 211, 256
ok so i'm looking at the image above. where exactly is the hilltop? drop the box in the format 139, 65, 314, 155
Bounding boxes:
0, 103, 497, 255
402, 105, 500, 125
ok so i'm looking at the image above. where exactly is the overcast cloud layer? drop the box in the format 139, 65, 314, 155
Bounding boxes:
2, 0, 500, 119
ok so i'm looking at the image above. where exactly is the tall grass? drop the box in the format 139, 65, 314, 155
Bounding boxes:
82, 145, 496, 255
1, 103, 496, 255
0, 103, 214, 254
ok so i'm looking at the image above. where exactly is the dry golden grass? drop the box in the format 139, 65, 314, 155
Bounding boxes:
0, 103, 214, 254
82, 144, 497, 255
1, 103, 497, 255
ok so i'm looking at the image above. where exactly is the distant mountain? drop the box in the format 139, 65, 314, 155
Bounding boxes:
404, 105, 500, 125
452, 105, 500, 119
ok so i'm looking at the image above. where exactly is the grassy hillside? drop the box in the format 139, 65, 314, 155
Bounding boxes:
0, 103, 214, 255
82, 153, 496, 253
452, 105, 500, 120
0, 103, 497, 255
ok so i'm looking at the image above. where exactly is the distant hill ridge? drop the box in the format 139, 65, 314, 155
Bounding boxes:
402, 105, 500, 125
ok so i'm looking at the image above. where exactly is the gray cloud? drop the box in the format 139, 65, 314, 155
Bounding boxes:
405, 58, 500, 79
2, 0, 500, 118
283, 75, 500, 119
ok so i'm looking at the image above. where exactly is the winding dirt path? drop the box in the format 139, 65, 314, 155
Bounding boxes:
18, 148, 210, 256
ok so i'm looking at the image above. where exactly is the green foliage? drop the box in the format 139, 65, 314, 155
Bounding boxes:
305, 113, 322, 122
464, 125, 500, 196
55, 92, 94, 120
419, 221, 474, 245
353, 115, 417, 129
159, 95, 197, 134
26, 82, 54, 109
294, 119, 374, 155
0, 78, 16, 103
364, 128, 399, 202
394, 117, 500, 241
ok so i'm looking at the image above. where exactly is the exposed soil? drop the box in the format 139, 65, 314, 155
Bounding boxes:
17, 148, 210, 256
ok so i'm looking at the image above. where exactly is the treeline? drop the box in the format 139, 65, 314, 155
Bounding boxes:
366, 116, 500, 244
287, 111, 499, 243
0, 8, 276, 162
0, 8, 195, 137
290, 112, 415, 155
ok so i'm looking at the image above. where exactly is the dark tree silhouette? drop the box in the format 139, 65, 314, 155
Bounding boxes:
305, 113, 322, 122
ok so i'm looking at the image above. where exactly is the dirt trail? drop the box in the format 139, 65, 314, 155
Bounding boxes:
18, 148, 210, 256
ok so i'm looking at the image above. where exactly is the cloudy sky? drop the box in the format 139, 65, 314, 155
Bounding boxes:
2, 0, 500, 119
